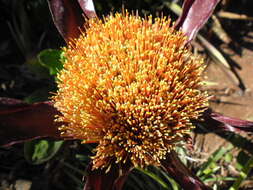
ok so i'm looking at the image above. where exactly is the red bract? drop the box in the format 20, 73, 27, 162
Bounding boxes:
1, 1, 253, 190
48, 0, 96, 42
83, 162, 132, 190
201, 109, 253, 133
0, 98, 60, 147
175, 0, 220, 43
162, 151, 212, 190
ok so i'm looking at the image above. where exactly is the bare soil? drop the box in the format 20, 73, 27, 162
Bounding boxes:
193, 31, 253, 189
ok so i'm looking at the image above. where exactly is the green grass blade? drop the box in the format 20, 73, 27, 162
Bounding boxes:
229, 157, 253, 190
197, 144, 233, 177
136, 167, 170, 189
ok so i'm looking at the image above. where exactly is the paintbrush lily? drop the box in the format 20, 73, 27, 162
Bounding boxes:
1, 0, 253, 190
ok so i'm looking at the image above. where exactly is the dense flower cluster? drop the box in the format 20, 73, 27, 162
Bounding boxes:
53, 12, 208, 170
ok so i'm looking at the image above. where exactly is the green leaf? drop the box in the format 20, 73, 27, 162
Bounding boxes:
197, 144, 233, 177
38, 49, 64, 75
202, 162, 219, 175
204, 177, 236, 183
225, 152, 233, 163
24, 139, 63, 164
136, 167, 170, 189
229, 156, 253, 190
236, 151, 251, 171
160, 170, 180, 190
127, 168, 170, 190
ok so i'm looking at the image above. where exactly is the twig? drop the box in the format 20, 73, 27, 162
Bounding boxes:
218, 11, 253, 21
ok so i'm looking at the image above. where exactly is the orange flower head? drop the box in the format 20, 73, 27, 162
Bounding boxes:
53, 12, 208, 170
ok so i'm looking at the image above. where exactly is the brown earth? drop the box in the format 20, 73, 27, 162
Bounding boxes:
193, 31, 253, 188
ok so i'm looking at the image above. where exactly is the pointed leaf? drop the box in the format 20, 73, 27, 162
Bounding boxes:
77, 0, 97, 19
0, 98, 61, 147
47, 0, 97, 42
0, 97, 27, 113
209, 111, 253, 132
198, 109, 253, 133
175, 0, 220, 43
83, 163, 115, 190
161, 151, 212, 190
113, 163, 132, 190
83, 162, 132, 190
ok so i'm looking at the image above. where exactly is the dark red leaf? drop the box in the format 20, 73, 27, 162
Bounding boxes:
175, 0, 220, 43
209, 111, 253, 132
161, 151, 212, 190
0, 98, 61, 147
0, 97, 28, 114
77, 0, 97, 18
113, 163, 132, 190
83, 162, 132, 190
196, 109, 253, 133
47, 0, 97, 42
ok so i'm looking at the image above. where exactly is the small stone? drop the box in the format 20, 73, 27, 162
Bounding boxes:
14, 180, 32, 190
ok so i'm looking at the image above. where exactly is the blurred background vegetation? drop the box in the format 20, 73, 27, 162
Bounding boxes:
0, 0, 253, 190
